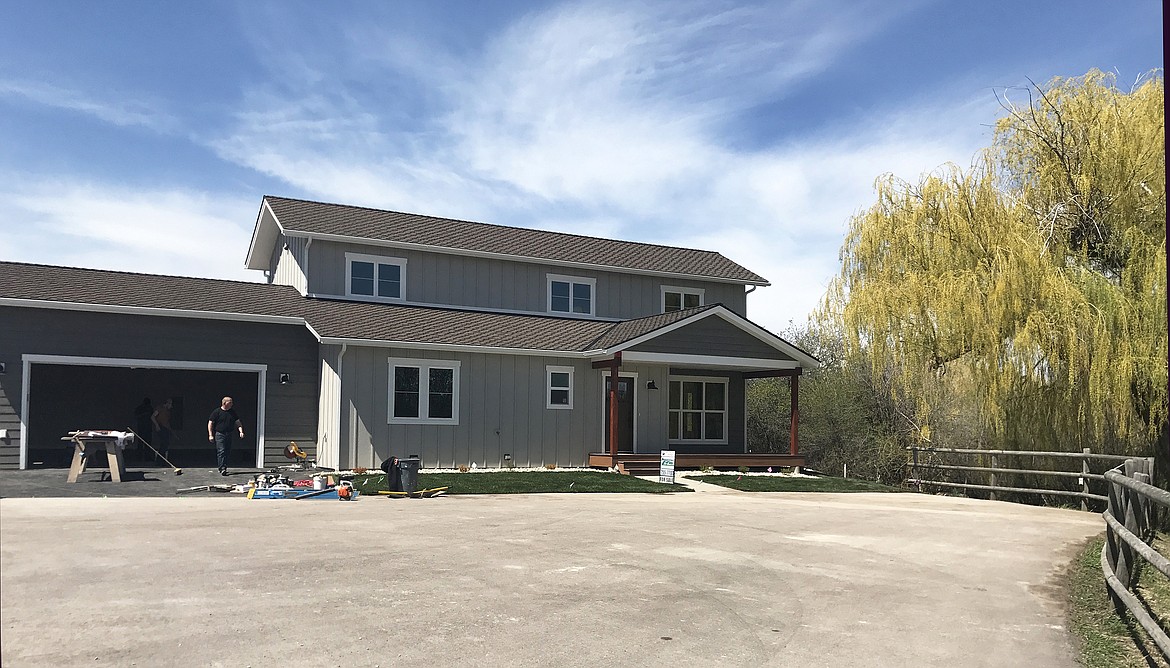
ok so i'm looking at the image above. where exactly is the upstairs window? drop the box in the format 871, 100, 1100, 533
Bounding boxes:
347, 253, 406, 301
668, 377, 727, 443
547, 274, 596, 316
662, 286, 704, 312
389, 359, 460, 424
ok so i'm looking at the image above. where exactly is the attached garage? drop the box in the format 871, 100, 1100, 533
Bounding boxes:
22, 357, 265, 469
0, 300, 321, 471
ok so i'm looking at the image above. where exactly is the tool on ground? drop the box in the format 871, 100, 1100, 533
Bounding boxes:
283, 442, 315, 469
125, 427, 182, 475
379, 486, 448, 499
176, 484, 232, 494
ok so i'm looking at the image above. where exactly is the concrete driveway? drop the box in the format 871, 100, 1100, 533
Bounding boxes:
0, 488, 1100, 667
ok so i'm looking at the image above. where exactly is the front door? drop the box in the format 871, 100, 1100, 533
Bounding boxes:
604, 376, 635, 452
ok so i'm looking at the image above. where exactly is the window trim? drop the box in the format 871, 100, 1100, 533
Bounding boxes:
546, 273, 597, 317
346, 252, 407, 302
387, 358, 460, 425
661, 285, 705, 313
546, 365, 575, 409
668, 375, 728, 444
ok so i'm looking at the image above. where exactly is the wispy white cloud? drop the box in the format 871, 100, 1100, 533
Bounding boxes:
2, 0, 997, 333
0, 181, 257, 281
0, 78, 178, 133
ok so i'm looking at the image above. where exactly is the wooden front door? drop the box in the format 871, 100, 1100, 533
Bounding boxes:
604, 376, 635, 452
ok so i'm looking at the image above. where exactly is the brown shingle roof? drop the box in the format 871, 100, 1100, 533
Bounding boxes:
263, 196, 769, 285
1, 263, 795, 357
0, 262, 613, 351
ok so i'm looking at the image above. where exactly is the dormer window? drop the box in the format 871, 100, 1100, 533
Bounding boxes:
346, 253, 406, 301
662, 286, 704, 312
547, 274, 596, 316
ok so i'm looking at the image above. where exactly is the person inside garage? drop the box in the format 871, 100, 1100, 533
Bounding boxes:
151, 398, 173, 462
207, 396, 244, 476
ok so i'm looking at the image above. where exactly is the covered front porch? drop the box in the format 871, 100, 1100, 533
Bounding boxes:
578, 304, 818, 475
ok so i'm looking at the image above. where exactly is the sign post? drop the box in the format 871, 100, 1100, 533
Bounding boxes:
659, 450, 676, 484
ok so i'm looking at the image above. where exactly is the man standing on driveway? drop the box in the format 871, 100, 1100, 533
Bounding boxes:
208, 396, 244, 476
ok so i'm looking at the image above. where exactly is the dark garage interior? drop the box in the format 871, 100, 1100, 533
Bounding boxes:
26, 363, 259, 469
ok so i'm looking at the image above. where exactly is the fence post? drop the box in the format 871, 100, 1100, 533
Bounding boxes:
1120, 459, 1141, 588
1081, 448, 1090, 512
989, 454, 997, 502
912, 448, 921, 492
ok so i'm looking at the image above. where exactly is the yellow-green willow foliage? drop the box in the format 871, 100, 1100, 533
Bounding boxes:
823, 70, 1165, 453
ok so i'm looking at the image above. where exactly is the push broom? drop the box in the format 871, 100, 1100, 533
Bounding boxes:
125, 427, 183, 475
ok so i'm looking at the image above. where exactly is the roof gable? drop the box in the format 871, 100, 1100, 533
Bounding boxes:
250, 196, 769, 285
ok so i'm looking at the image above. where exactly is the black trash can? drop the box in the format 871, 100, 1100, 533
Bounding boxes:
397, 457, 421, 494
380, 457, 401, 492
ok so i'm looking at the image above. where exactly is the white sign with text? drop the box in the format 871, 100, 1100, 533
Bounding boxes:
659, 450, 676, 484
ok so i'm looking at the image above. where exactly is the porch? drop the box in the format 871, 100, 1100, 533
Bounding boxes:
589, 451, 806, 476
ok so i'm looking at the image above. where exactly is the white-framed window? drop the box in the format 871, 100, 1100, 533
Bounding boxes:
347, 252, 407, 301
661, 286, 704, 313
388, 359, 460, 424
547, 274, 596, 316
546, 365, 575, 409
668, 377, 727, 443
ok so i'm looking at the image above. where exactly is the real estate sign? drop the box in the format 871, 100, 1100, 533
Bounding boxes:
659, 450, 676, 484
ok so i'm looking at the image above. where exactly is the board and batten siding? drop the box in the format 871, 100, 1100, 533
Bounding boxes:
630, 317, 794, 360
336, 348, 603, 470
0, 306, 320, 469
305, 239, 749, 319
329, 348, 748, 469
270, 233, 309, 295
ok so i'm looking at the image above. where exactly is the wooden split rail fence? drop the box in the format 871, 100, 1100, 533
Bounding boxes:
1101, 457, 1170, 660
906, 447, 1134, 510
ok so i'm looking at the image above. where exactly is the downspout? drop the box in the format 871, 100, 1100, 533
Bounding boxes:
302, 237, 313, 297
337, 342, 348, 470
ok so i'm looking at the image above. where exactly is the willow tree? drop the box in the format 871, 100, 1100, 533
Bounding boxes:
822, 70, 1166, 455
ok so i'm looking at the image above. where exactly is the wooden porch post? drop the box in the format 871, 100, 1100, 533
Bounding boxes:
789, 372, 799, 456
609, 352, 621, 457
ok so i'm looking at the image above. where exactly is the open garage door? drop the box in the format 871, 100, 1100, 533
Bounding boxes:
21, 356, 266, 470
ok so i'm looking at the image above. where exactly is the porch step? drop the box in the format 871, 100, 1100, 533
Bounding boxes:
616, 459, 661, 476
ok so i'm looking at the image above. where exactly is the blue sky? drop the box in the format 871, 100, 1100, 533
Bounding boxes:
0, 0, 1162, 333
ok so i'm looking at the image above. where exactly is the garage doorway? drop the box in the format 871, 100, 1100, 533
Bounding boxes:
20, 355, 266, 470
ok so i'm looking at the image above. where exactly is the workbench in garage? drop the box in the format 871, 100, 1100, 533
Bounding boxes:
64, 431, 132, 483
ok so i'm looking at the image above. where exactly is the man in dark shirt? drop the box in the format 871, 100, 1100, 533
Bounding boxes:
207, 396, 244, 476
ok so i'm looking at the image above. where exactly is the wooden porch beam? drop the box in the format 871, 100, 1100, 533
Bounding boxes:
607, 352, 621, 456
789, 372, 799, 456
742, 368, 802, 379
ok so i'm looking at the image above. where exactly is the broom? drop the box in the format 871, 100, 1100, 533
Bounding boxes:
125, 427, 182, 475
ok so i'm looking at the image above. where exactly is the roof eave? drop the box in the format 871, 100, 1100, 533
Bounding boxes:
278, 228, 770, 287
244, 198, 285, 271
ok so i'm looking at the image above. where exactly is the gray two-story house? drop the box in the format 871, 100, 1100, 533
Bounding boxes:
0, 196, 816, 472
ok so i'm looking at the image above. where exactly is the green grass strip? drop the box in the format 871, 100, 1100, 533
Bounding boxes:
352, 470, 692, 495
688, 475, 902, 493
1066, 533, 1169, 667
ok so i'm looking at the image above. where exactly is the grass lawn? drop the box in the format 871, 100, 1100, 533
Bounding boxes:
351, 470, 692, 495
688, 474, 903, 493
1066, 533, 1170, 668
